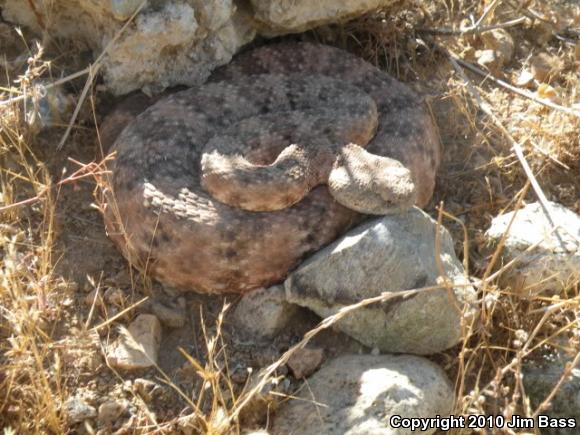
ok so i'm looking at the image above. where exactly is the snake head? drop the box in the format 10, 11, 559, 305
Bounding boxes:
327, 143, 417, 215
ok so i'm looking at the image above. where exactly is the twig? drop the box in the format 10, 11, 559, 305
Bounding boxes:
537, 349, 580, 410
0, 67, 92, 107
473, 0, 500, 28
446, 51, 569, 253
418, 17, 526, 35
505, 0, 551, 24
90, 296, 148, 331
0, 154, 114, 213
56, 63, 100, 150
528, 140, 570, 170
447, 51, 580, 118
54, 0, 147, 150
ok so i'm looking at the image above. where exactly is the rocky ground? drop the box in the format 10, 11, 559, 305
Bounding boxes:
0, 0, 578, 434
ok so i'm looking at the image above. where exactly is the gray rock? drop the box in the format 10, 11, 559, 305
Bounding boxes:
65, 396, 97, 424
285, 208, 477, 354
287, 347, 325, 379
232, 285, 299, 340
523, 349, 580, 434
486, 201, 580, 295
272, 354, 454, 435
107, 314, 162, 369
3, 0, 401, 94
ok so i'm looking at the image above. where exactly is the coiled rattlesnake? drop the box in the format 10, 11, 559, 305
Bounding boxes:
104, 43, 440, 294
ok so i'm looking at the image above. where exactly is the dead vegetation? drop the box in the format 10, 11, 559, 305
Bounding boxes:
1, 0, 579, 434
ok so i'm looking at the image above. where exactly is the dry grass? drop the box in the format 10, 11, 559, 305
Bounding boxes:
0, 40, 67, 433
1, 0, 579, 434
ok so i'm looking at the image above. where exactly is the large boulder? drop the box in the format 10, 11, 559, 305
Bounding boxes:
271, 354, 454, 435
285, 208, 477, 355
2, 0, 255, 95
1, 0, 397, 94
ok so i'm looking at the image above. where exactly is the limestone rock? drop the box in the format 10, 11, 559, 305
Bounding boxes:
486, 201, 580, 295
107, 314, 162, 369
1, 0, 255, 95
272, 354, 454, 435
232, 285, 300, 340
251, 0, 396, 35
2, 0, 402, 94
285, 208, 477, 355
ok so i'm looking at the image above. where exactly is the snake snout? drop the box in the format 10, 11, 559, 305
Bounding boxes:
376, 165, 417, 210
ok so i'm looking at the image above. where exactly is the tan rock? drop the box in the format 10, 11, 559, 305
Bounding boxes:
481, 29, 514, 65
107, 314, 161, 370
287, 348, 325, 379
251, 0, 397, 35
97, 399, 128, 427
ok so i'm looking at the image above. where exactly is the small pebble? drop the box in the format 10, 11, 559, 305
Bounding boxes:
107, 314, 162, 370
66, 396, 97, 424
97, 399, 128, 427
287, 348, 324, 379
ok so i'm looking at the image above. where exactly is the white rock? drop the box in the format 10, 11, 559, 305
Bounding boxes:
1, 0, 255, 95
251, 0, 396, 35
486, 201, 580, 295
272, 354, 454, 434
285, 208, 477, 354
3, 0, 407, 94
232, 285, 299, 340
65, 396, 97, 424
107, 314, 162, 369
